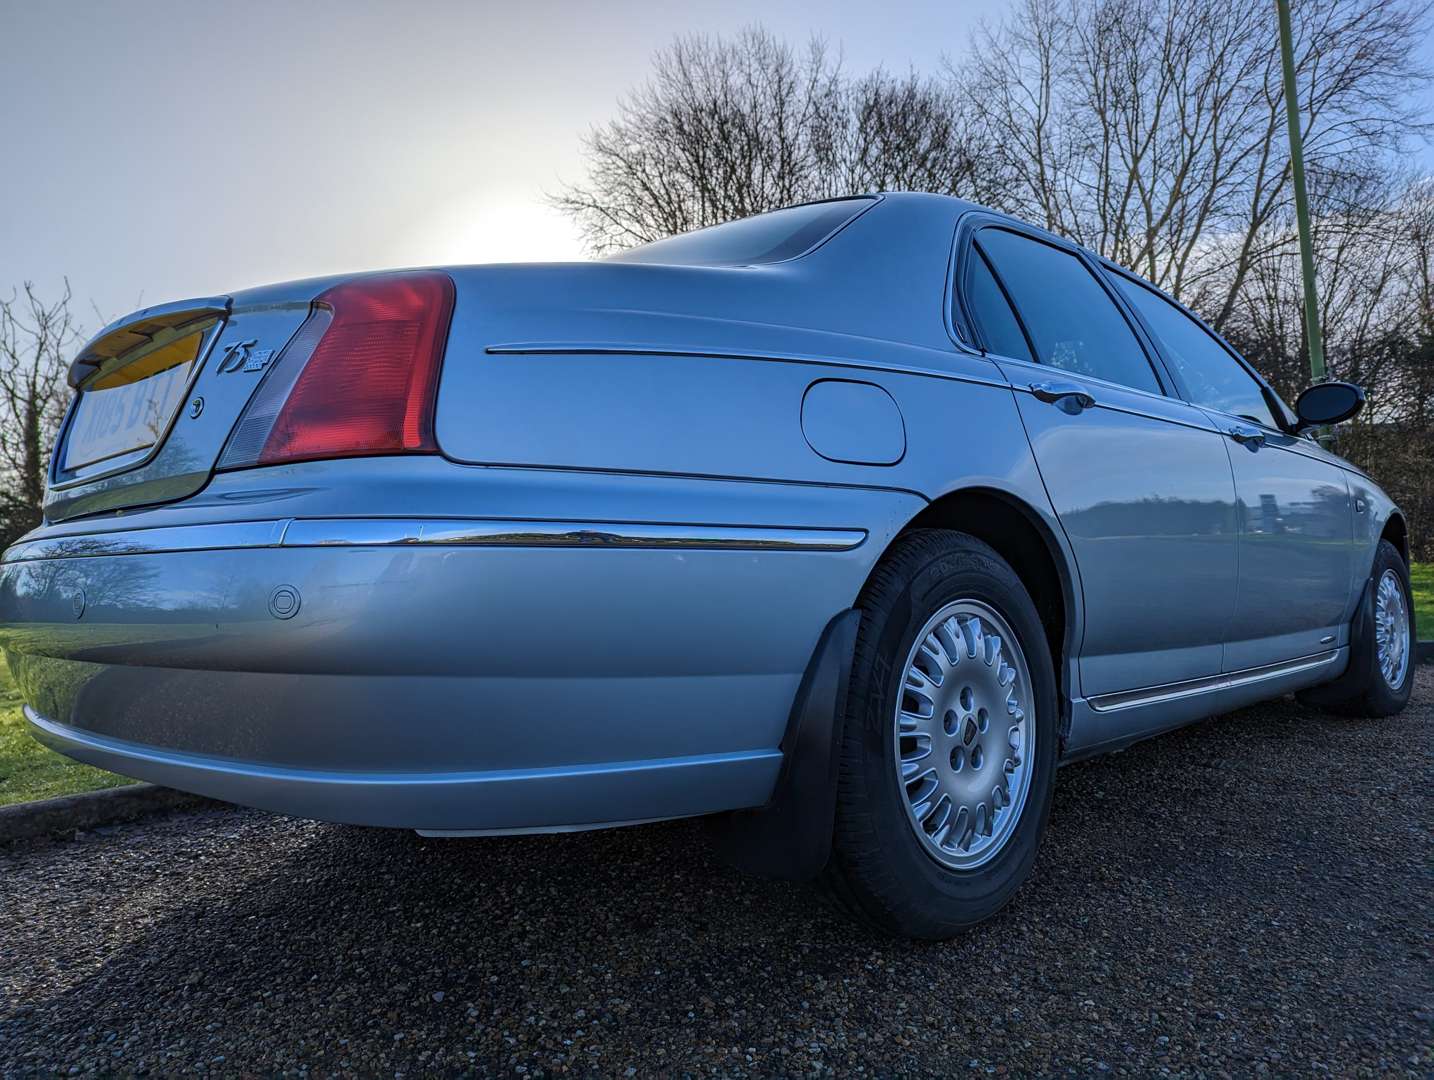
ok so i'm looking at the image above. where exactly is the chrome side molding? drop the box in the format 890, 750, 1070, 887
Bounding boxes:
1087, 650, 1342, 713
3, 518, 867, 563
283, 518, 865, 551
3, 520, 289, 562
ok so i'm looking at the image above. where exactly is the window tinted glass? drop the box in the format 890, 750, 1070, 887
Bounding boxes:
1111, 274, 1280, 427
977, 229, 1161, 395
610, 198, 874, 267
965, 247, 1033, 362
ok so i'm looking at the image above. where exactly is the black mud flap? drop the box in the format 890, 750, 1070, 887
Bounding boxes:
705, 608, 861, 880
1298, 575, 1374, 708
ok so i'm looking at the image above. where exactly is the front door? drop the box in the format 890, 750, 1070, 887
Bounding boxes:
1105, 269, 1356, 671
962, 226, 1240, 699
1217, 431, 1354, 668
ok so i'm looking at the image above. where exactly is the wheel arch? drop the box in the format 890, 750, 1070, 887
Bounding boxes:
720, 485, 1082, 879
866, 486, 1080, 744
1382, 511, 1410, 566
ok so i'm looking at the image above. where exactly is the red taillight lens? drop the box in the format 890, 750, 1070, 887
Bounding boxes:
218, 271, 454, 469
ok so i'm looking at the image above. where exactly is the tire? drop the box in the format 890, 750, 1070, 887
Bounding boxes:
824, 529, 1058, 939
1297, 539, 1416, 718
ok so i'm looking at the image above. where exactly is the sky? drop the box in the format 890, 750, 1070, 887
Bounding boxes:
1, 0, 1429, 333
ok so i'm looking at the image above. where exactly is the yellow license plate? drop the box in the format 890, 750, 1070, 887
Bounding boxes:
63, 329, 204, 471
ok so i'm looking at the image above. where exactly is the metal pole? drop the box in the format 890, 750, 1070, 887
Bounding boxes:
1276, 0, 1327, 383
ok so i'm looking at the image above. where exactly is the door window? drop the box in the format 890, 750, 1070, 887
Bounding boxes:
975, 228, 1163, 396
1110, 273, 1281, 429
964, 247, 1034, 362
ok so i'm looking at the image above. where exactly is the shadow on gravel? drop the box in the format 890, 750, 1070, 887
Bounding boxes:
3, 670, 1430, 1075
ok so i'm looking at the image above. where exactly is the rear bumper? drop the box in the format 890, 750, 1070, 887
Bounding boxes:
0, 469, 903, 829
24, 706, 780, 830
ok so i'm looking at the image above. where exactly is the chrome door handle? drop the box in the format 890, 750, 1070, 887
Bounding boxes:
1227, 424, 1266, 448
1029, 381, 1096, 414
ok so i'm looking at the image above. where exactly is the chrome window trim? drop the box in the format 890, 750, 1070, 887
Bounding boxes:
1087, 650, 1341, 712
986, 352, 1231, 442
2, 518, 868, 563
1097, 258, 1299, 431
968, 223, 1173, 397
947, 210, 1183, 396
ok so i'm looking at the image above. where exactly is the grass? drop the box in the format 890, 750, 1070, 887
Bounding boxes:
1412, 562, 1433, 641
0, 660, 133, 808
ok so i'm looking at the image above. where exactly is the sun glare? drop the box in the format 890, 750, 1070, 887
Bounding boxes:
408, 195, 588, 266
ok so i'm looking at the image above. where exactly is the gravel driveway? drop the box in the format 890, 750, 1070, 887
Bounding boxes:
3, 668, 1430, 1077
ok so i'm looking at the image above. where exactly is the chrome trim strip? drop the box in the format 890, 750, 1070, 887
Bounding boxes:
281, 519, 867, 551
280, 518, 417, 547
1087, 650, 1341, 713
3, 520, 290, 562
3, 518, 867, 562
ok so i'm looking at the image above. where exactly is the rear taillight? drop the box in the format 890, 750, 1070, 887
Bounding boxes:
218, 271, 454, 469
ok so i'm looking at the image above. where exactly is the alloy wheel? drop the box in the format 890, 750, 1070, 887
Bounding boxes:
893, 600, 1034, 870
1374, 568, 1411, 690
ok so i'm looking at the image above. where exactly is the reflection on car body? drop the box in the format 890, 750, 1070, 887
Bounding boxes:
0, 194, 1415, 937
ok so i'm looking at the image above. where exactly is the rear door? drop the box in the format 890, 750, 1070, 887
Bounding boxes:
1107, 270, 1356, 669
961, 224, 1240, 699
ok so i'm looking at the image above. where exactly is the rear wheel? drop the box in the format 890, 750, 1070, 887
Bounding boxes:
1298, 540, 1415, 718
825, 530, 1058, 939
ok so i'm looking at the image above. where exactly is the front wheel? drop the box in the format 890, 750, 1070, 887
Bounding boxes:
1298, 539, 1415, 718
825, 529, 1058, 939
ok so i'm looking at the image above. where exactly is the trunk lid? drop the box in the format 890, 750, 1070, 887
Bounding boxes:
46, 286, 327, 522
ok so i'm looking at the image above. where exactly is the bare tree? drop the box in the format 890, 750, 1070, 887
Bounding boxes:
1220, 170, 1398, 399
556, 12, 1432, 548
0, 282, 76, 544
553, 28, 996, 253
961, 0, 1430, 329
1208, 169, 1434, 556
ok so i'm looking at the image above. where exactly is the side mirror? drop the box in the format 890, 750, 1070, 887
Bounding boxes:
1294, 381, 1365, 431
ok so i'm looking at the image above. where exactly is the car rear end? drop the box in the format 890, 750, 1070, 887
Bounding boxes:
49, 271, 453, 522
0, 268, 889, 832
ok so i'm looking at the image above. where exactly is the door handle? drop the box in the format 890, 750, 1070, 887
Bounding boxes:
1029, 381, 1096, 414
1226, 424, 1266, 449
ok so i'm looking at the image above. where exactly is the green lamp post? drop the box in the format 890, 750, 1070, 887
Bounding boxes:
1276, 0, 1327, 386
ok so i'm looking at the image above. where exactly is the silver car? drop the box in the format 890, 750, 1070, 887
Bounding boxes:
1, 193, 1416, 938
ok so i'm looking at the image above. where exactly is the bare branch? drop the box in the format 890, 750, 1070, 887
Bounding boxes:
0, 280, 76, 544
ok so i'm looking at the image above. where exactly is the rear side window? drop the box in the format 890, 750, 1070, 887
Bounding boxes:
965, 247, 1033, 362
976, 228, 1162, 396
610, 198, 875, 267
1111, 274, 1280, 429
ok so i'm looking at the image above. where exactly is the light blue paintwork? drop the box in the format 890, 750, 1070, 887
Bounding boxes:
801, 380, 906, 465
1003, 357, 1240, 696
1219, 429, 1355, 670
0, 193, 1403, 831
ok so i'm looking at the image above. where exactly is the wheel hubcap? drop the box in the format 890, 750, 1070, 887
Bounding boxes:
893, 600, 1034, 870
1374, 568, 1410, 690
